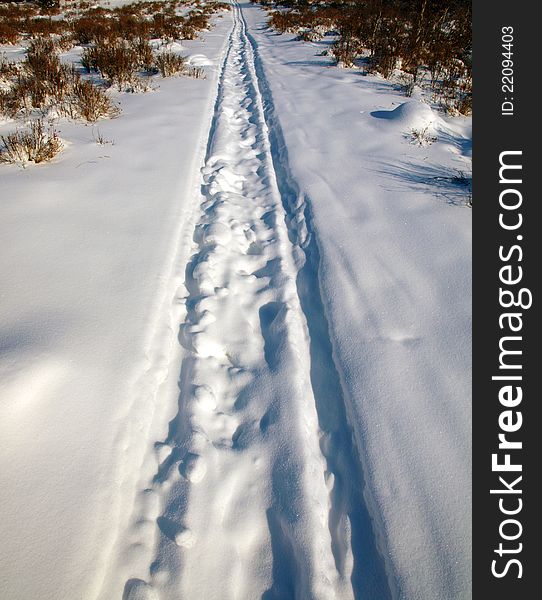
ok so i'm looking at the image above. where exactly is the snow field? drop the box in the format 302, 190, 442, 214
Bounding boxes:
1, 1, 471, 599
114, 5, 364, 598
240, 3, 472, 598
0, 8, 236, 600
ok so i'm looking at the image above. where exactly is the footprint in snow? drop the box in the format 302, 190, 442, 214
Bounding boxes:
123, 579, 159, 600
180, 452, 207, 483
175, 527, 197, 548
194, 384, 217, 411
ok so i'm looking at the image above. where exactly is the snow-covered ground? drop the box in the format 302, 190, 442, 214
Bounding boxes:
0, 9, 234, 600
0, 2, 471, 599
240, 4, 472, 599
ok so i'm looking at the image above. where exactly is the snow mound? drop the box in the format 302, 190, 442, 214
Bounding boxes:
371, 100, 440, 131
187, 53, 214, 67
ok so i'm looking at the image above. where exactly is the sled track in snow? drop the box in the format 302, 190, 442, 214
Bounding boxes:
121, 3, 393, 599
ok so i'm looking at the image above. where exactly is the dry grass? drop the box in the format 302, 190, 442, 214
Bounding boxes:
0, 0, 230, 168
71, 79, 119, 121
92, 127, 114, 145
155, 51, 187, 77
0, 1, 230, 46
185, 65, 205, 79
260, 0, 471, 115
1, 37, 118, 121
81, 41, 139, 88
0, 120, 63, 166
410, 125, 437, 146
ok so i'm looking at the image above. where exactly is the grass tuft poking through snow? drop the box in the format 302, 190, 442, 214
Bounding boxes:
410, 124, 437, 146
0, 119, 62, 165
155, 51, 187, 77
72, 79, 120, 122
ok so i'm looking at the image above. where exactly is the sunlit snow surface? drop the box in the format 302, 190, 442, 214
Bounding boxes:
0, 2, 470, 599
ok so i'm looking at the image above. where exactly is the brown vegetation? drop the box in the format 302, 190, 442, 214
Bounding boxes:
0, 119, 62, 165
259, 0, 472, 114
1, 37, 118, 121
0, 1, 229, 124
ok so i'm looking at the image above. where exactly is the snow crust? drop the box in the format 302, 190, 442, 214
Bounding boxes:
0, 11, 234, 600
0, 2, 471, 599
241, 3, 472, 598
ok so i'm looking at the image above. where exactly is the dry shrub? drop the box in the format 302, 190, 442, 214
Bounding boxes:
4, 64, 74, 116
80, 49, 97, 73
0, 0, 65, 43
4, 41, 76, 115
0, 22, 19, 44
1, 37, 118, 122
121, 75, 154, 93
26, 17, 67, 38
0, 120, 63, 165
70, 79, 118, 121
35, 1, 61, 15
151, 13, 183, 41
261, 0, 471, 114
82, 41, 139, 87
410, 125, 437, 146
130, 38, 155, 72
71, 16, 110, 45
112, 13, 150, 41
185, 11, 210, 32
83, 37, 161, 83
331, 35, 363, 68
2, 0, 230, 49
210, 2, 230, 12
185, 65, 205, 79
26, 38, 63, 79
0, 2, 38, 18
268, 11, 301, 34
0, 89, 15, 117
55, 33, 75, 52
0, 54, 20, 80
0, 2, 36, 44
455, 80, 472, 116
434, 62, 472, 115
155, 51, 186, 77
154, 52, 204, 79
0, 0, 229, 155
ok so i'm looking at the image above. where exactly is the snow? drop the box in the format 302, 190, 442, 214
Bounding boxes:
0, 2, 471, 599
0, 10, 234, 600
240, 3, 472, 598
373, 99, 436, 126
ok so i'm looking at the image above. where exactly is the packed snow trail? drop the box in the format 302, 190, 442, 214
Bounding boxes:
115, 3, 391, 600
